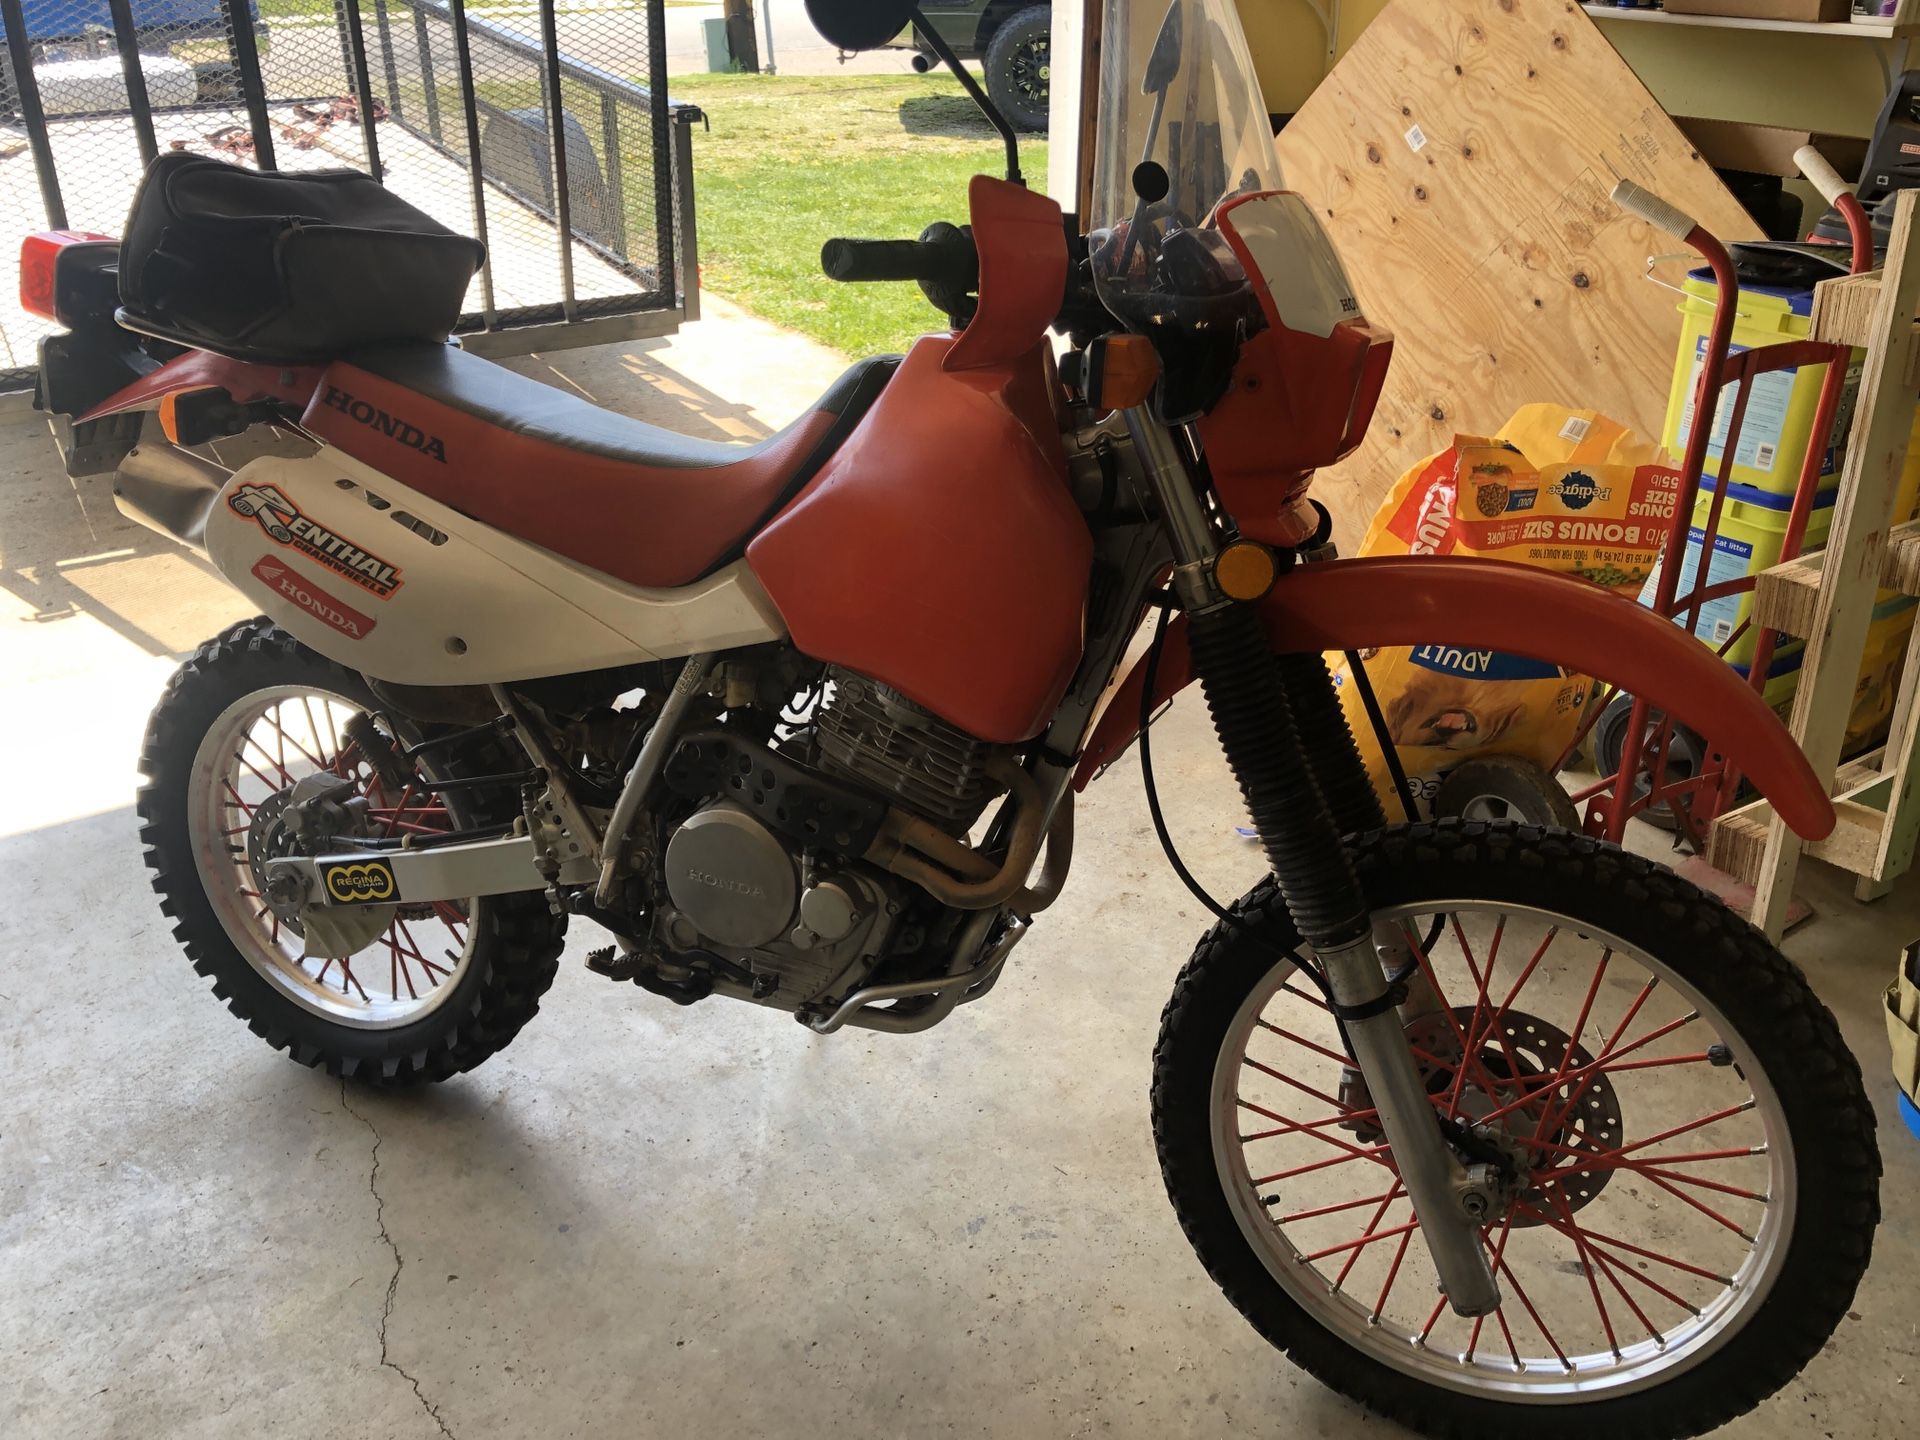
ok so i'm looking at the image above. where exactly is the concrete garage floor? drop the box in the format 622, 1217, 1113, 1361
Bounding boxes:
3, 301, 1918, 1439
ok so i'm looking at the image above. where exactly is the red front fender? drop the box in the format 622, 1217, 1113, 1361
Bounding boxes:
1075, 555, 1835, 841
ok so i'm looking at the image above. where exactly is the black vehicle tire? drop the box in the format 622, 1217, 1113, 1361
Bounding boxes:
1592, 692, 1706, 833
983, 6, 1051, 133
1432, 754, 1581, 830
137, 618, 567, 1087
1152, 820, 1878, 1440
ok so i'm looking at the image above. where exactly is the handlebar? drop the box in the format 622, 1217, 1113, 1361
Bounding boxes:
1611, 178, 1698, 241
820, 229, 978, 292
1794, 144, 1852, 208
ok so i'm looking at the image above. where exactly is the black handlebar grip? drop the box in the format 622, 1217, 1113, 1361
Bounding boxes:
820, 234, 977, 292
820, 238, 940, 283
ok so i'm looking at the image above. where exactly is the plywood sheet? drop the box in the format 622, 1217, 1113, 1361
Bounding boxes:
1274, 0, 1759, 544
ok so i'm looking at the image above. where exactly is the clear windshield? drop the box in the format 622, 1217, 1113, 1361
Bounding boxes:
1088, 0, 1282, 333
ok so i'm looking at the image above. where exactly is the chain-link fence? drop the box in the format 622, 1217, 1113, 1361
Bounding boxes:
0, 0, 695, 386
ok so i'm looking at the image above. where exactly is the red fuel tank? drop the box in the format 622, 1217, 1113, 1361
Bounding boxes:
747, 335, 1091, 745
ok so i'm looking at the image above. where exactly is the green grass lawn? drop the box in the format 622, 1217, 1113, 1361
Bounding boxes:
667, 73, 1048, 359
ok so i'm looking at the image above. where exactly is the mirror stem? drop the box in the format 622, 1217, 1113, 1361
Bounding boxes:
910, 8, 1022, 186
1114, 89, 1169, 275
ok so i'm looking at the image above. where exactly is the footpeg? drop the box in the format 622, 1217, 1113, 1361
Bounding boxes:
584, 945, 645, 982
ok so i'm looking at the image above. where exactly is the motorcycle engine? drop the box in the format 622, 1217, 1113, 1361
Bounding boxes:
656, 800, 903, 1008
648, 667, 999, 1009
812, 668, 995, 833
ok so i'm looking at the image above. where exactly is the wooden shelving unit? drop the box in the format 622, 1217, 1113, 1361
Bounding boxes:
1581, 4, 1919, 86
1580, 5, 1917, 39
1707, 191, 1920, 936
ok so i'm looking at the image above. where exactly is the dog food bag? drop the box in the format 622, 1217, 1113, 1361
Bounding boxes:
1331, 405, 1681, 817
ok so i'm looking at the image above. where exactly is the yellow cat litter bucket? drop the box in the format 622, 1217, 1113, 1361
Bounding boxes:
1732, 594, 1917, 751
1650, 475, 1836, 666
1662, 268, 1920, 510
1662, 270, 1857, 498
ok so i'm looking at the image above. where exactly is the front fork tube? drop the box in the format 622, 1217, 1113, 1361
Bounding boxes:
1126, 415, 1502, 1318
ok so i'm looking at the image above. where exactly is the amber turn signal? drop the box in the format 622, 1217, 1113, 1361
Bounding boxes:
1214, 540, 1279, 602
156, 387, 217, 446
1086, 334, 1161, 411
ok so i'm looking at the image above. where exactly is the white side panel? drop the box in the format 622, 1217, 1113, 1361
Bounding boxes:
203, 447, 786, 685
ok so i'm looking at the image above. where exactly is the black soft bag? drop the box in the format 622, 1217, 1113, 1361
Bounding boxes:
118, 153, 486, 361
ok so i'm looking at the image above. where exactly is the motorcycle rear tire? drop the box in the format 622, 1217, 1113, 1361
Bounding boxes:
137, 618, 566, 1087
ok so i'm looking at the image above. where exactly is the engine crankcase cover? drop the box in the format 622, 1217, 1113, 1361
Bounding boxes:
664, 802, 799, 948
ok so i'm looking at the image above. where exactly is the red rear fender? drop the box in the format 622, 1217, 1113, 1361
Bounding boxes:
75, 351, 325, 423
1075, 555, 1835, 842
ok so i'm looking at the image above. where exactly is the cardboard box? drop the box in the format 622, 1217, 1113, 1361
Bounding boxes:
1662, 0, 1852, 23
1676, 117, 1867, 181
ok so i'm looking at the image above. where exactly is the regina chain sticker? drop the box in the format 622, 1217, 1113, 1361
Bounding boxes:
227, 483, 404, 598
321, 859, 399, 904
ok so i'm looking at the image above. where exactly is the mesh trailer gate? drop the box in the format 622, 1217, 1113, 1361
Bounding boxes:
0, 0, 700, 391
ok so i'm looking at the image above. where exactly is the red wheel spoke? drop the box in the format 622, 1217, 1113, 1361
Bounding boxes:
1572, 1050, 1713, 1077
1241, 1099, 1399, 1175
1550, 1100, 1757, 1177
314, 956, 337, 986
1242, 1107, 1379, 1144
1521, 1202, 1669, 1342
1546, 1145, 1762, 1175
222, 780, 257, 816
241, 728, 293, 786
378, 783, 415, 837
1515, 1203, 1705, 1315
1278, 981, 1330, 1012
1471, 1009, 1701, 1133
1557, 947, 1613, 1083
1491, 1251, 1570, 1370
1401, 920, 1509, 1105
1450, 918, 1529, 1115
1463, 1216, 1518, 1361
1275, 1186, 1402, 1225
385, 929, 418, 1001
1633, 1164, 1769, 1203
336, 954, 369, 1001
1531, 976, 1665, 1141
1243, 1054, 1355, 1113
1307, 1209, 1417, 1275
1332, 1182, 1407, 1287
1249, 1142, 1394, 1187
234, 752, 282, 795
302, 695, 341, 765
1637, 1167, 1756, 1241
1257, 1018, 1349, 1068
1522, 1203, 1735, 1285
1310, 1216, 1420, 1269
264, 708, 328, 772
1549, 1188, 1621, 1358
1490, 926, 1559, 1024
395, 919, 450, 979
1371, 1224, 1416, 1322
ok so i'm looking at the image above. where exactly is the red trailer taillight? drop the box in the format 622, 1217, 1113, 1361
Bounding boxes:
19, 231, 117, 324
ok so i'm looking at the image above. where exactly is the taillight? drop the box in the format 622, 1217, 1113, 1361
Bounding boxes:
20, 230, 116, 324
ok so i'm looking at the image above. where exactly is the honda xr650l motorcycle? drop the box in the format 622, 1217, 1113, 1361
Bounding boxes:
23, 0, 1876, 1435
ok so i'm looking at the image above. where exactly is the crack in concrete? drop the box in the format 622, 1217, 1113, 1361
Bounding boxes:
342, 1081, 457, 1440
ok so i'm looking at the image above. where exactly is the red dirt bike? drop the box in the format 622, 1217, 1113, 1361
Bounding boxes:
21, 0, 1875, 1435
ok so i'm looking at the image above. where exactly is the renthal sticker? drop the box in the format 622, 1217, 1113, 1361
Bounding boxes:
317, 384, 448, 463
250, 557, 377, 640
227, 483, 403, 598
322, 859, 398, 905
